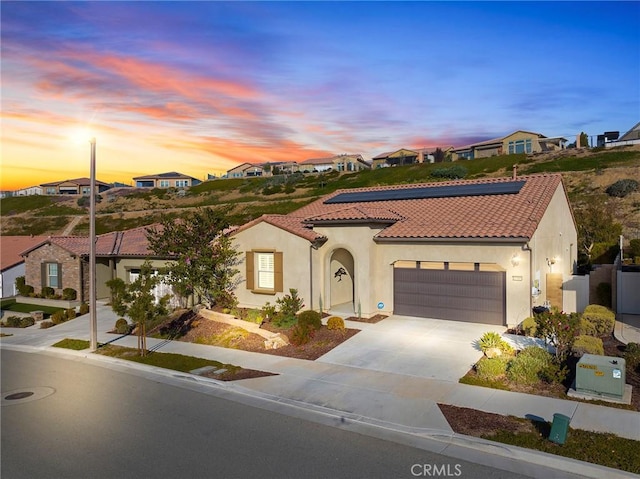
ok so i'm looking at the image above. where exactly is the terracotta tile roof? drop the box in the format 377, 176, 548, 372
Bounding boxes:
304, 206, 404, 224
40, 177, 110, 187
231, 214, 326, 243
299, 157, 335, 165
133, 172, 196, 180
0, 236, 47, 271
19, 225, 167, 258
288, 174, 564, 241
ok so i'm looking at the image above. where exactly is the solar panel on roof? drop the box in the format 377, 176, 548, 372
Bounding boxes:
324, 181, 525, 204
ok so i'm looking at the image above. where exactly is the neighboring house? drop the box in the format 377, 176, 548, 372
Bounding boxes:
231, 173, 578, 327
298, 154, 370, 173
596, 131, 620, 148
20, 226, 175, 303
606, 121, 640, 148
14, 185, 43, 196
0, 236, 47, 298
226, 163, 266, 178
40, 178, 111, 195
371, 149, 419, 168
452, 131, 567, 160
415, 146, 455, 163
133, 172, 201, 188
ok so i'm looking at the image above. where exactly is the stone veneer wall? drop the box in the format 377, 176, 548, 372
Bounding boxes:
24, 243, 84, 301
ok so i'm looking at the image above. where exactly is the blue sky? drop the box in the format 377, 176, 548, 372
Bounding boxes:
1, 1, 638, 188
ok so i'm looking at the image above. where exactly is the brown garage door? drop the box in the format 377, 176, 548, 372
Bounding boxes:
393, 267, 505, 325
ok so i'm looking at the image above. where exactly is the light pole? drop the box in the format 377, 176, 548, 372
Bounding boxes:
89, 137, 98, 351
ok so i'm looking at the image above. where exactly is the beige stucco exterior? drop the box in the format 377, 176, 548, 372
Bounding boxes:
232, 182, 577, 327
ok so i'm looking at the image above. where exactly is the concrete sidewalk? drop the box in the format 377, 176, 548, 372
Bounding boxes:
2, 301, 639, 479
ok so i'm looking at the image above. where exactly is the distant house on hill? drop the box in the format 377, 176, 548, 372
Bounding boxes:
451, 130, 567, 160
226, 163, 266, 178
133, 172, 201, 188
297, 154, 369, 173
41, 178, 111, 195
605, 121, 640, 148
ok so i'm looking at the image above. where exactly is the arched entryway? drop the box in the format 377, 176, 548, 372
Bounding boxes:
329, 248, 354, 311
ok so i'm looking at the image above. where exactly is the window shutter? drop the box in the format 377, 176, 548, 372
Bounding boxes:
246, 252, 254, 290
57, 263, 63, 289
41, 263, 46, 287
274, 252, 283, 292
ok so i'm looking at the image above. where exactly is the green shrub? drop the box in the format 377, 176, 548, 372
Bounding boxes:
79, 303, 89, 315
297, 310, 322, 331
630, 239, 640, 258
476, 357, 509, 380
41, 286, 55, 299
40, 320, 54, 329
290, 323, 314, 346
624, 343, 640, 373
62, 288, 77, 300
478, 331, 513, 355
326, 316, 345, 331
572, 335, 604, 356
534, 309, 580, 360
115, 318, 130, 334
51, 310, 66, 325
66, 308, 76, 320
15, 276, 34, 296
20, 316, 35, 328
261, 302, 278, 322
276, 289, 304, 319
582, 304, 615, 336
4, 316, 23, 328
579, 317, 597, 336
520, 316, 537, 336
605, 178, 638, 198
506, 347, 553, 385
430, 164, 467, 179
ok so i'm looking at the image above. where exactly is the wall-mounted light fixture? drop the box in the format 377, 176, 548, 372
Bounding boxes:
546, 257, 557, 267
511, 253, 520, 267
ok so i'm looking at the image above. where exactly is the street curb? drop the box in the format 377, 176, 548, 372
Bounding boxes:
2, 343, 638, 479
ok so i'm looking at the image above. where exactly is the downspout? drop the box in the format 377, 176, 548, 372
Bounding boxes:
525, 241, 533, 316
309, 243, 314, 311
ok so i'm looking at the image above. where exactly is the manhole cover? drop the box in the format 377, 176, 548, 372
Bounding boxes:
1, 387, 55, 406
5, 391, 34, 400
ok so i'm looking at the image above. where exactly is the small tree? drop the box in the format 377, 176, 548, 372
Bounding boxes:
534, 309, 580, 361
107, 261, 168, 356
579, 132, 589, 148
146, 207, 242, 309
574, 199, 622, 265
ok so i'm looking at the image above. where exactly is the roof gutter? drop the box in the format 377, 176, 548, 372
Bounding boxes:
374, 236, 530, 244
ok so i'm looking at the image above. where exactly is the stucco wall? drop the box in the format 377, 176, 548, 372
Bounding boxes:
1, 264, 24, 298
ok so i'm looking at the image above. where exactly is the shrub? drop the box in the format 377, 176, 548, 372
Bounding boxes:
15, 276, 34, 296
20, 316, 35, 328
115, 318, 130, 334
261, 302, 278, 322
297, 310, 322, 331
520, 316, 537, 336
630, 239, 640, 258
79, 303, 89, 315
534, 309, 580, 360
41, 286, 55, 299
624, 343, 640, 373
506, 347, 553, 385
478, 331, 513, 355
276, 289, 304, 319
40, 321, 54, 329
66, 308, 76, 320
572, 335, 604, 356
430, 164, 467, 179
582, 304, 615, 336
51, 310, 66, 325
605, 179, 638, 198
476, 357, 509, 380
62, 288, 77, 300
4, 316, 23, 328
290, 323, 314, 346
327, 316, 345, 331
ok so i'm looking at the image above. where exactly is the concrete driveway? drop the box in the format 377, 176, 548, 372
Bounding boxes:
318, 315, 506, 382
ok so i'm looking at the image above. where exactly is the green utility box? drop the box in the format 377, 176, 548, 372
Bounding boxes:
575, 354, 626, 400
549, 413, 571, 445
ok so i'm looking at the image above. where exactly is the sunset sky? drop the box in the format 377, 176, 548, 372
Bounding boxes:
1, 1, 638, 190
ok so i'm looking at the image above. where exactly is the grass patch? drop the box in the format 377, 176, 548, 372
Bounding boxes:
458, 375, 511, 390
2, 216, 70, 235
522, 150, 640, 174
52, 338, 91, 350
1, 302, 63, 317
194, 327, 249, 348
95, 344, 236, 374
0, 195, 54, 215
487, 426, 640, 474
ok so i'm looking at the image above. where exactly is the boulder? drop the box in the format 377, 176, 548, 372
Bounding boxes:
485, 347, 502, 359
264, 333, 289, 350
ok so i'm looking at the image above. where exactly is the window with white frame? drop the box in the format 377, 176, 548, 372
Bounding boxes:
257, 252, 274, 289
175, 180, 189, 187
508, 139, 532, 154
159, 180, 170, 188
46, 263, 60, 288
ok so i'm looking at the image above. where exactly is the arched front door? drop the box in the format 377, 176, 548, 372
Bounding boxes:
329, 248, 354, 310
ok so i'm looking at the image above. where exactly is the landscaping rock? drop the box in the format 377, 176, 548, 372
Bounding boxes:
484, 347, 502, 359
264, 333, 289, 350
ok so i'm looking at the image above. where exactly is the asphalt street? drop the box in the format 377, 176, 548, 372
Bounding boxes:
1, 349, 533, 479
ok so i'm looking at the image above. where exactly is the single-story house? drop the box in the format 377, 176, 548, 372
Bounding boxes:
230, 173, 578, 327
297, 154, 370, 173
133, 172, 201, 189
0, 236, 47, 298
371, 149, 419, 168
20, 226, 175, 303
605, 121, 640, 148
14, 185, 43, 196
41, 178, 111, 195
452, 131, 567, 160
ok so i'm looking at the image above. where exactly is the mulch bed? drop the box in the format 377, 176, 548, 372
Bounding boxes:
344, 314, 387, 324
439, 404, 538, 437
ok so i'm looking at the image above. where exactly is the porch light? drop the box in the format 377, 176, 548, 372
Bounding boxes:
511, 253, 520, 267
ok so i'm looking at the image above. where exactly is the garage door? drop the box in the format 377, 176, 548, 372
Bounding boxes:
393, 267, 505, 325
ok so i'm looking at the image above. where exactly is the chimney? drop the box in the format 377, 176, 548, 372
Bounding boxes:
576, 134, 581, 148
512, 164, 517, 180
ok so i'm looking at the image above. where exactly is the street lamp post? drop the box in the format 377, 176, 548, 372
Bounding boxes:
89, 137, 98, 351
